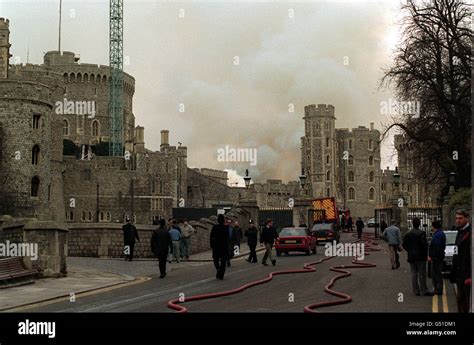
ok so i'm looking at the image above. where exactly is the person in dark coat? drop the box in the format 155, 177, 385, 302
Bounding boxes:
347, 216, 353, 232
260, 219, 279, 266
380, 219, 388, 237
450, 209, 471, 313
150, 219, 172, 278
245, 219, 258, 263
226, 218, 237, 267
402, 217, 432, 296
355, 217, 364, 240
429, 220, 446, 295
234, 221, 243, 249
122, 216, 139, 261
210, 214, 230, 280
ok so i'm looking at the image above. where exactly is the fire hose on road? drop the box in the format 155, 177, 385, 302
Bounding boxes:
167, 233, 381, 313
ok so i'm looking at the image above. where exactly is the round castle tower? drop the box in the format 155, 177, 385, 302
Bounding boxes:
0, 18, 65, 221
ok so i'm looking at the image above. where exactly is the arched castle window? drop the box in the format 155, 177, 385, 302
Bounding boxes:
31, 176, 40, 197
63, 119, 69, 136
32, 145, 40, 165
368, 187, 375, 201
326, 170, 331, 181
63, 73, 69, 83
77, 73, 82, 82
348, 187, 355, 200
368, 140, 373, 150
96, 75, 101, 83
369, 171, 374, 182
92, 120, 100, 137
326, 155, 330, 165
368, 155, 374, 166
84, 73, 89, 83
81, 211, 86, 221
102, 75, 107, 83
326, 138, 330, 148
348, 171, 355, 182
70, 73, 75, 82
90, 74, 95, 83
348, 155, 354, 166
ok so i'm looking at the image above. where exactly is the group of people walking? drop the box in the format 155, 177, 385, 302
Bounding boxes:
122, 217, 197, 278
380, 210, 471, 313
210, 216, 278, 280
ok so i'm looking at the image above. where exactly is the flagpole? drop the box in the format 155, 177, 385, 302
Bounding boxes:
58, 0, 62, 52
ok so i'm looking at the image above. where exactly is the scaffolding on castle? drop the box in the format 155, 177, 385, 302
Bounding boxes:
109, 0, 124, 157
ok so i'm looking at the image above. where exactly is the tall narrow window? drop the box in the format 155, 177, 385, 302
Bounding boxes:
31, 176, 40, 197
348, 139, 353, 150
369, 155, 374, 166
326, 138, 330, 148
326, 155, 330, 165
368, 140, 373, 150
369, 171, 374, 182
33, 115, 41, 130
326, 170, 331, 181
348, 171, 355, 182
348, 187, 355, 200
32, 145, 40, 165
92, 120, 100, 137
368, 187, 375, 201
326, 188, 331, 197
63, 119, 69, 135
348, 155, 354, 166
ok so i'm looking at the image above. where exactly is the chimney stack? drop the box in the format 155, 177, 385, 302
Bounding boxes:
370, 122, 374, 131
160, 130, 169, 150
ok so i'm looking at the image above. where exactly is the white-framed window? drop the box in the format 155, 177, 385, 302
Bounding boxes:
92, 120, 100, 137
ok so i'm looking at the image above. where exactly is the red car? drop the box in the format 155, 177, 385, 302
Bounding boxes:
275, 227, 317, 256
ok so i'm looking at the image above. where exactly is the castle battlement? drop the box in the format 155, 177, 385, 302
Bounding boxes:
304, 104, 335, 118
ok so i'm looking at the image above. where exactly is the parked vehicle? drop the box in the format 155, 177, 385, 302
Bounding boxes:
428, 230, 458, 277
275, 227, 317, 256
367, 218, 376, 227
311, 223, 340, 244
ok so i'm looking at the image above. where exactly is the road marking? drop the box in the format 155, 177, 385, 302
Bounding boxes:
442, 280, 448, 313
432, 294, 438, 313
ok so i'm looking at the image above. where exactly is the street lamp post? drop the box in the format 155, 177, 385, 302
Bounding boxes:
244, 169, 252, 189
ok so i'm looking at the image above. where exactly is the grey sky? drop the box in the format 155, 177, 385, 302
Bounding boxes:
2, 0, 403, 185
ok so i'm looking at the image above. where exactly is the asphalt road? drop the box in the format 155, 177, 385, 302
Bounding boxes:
23, 230, 457, 313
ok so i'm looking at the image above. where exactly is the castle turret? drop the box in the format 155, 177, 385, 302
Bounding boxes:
0, 18, 11, 79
